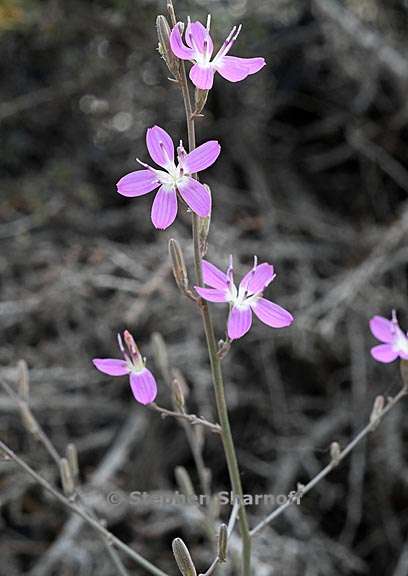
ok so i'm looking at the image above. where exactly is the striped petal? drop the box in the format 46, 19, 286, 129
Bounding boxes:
251, 298, 293, 328
93, 358, 129, 376
240, 263, 275, 295
116, 169, 159, 197
183, 141, 221, 174
370, 344, 399, 363
189, 64, 215, 90
202, 260, 229, 290
177, 177, 211, 217
170, 23, 195, 60
195, 286, 228, 302
216, 56, 266, 82
227, 305, 252, 340
130, 369, 157, 404
369, 316, 394, 343
151, 186, 178, 230
146, 125, 174, 169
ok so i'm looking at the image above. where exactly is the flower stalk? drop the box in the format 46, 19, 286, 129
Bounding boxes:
168, 2, 252, 573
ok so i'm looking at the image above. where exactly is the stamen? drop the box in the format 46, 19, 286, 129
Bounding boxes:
117, 333, 125, 355
214, 24, 242, 61
206, 14, 211, 32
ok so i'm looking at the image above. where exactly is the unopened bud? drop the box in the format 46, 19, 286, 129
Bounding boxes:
151, 332, 170, 382
370, 395, 385, 427
330, 441, 341, 466
172, 375, 186, 411
400, 359, 408, 390
175, 466, 195, 498
217, 339, 231, 360
194, 88, 208, 116
66, 443, 79, 480
157, 15, 180, 78
20, 404, 38, 434
217, 523, 228, 562
169, 238, 189, 293
172, 538, 197, 576
17, 360, 30, 403
198, 207, 211, 257
60, 458, 75, 498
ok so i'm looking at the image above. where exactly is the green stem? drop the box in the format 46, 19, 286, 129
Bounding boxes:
173, 15, 252, 575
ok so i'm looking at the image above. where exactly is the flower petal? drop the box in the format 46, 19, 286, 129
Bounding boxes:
151, 186, 178, 230
370, 344, 399, 363
216, 56, 266, 82
240, 263, 275, 295
185, 21, 213, 56
202, 260, 229, 290
92, 359, 129, 376
183, 141, 221, 174
251, 297, 293, 328
227, 305, 253, 340
146, 125, 175, 169
170, 23, 195, 60
116, 170, 159, 197
177, 177, 211, 217
369, 315, 394, 343
195, 286, 228, 302
189, 64, 215, 90
130, 369, 157, 405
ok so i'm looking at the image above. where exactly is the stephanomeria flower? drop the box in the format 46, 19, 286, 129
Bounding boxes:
93, 330, 157, 405
195, 256, 294, 340
369, 312, 408, 363
170, 17, 266, 90
117, 125, 220, 230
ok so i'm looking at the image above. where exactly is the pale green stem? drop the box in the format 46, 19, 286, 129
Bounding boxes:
169, 4, 252, 572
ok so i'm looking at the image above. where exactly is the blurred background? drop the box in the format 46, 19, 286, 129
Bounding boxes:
1, 0, 408, 574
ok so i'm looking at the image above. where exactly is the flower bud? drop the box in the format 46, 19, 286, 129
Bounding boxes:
151, 332, 170, 382
172, 538, 197, 576
217, 523, 228, 562
330, 441, 341, 466
20, 404, 38, 435
198, 208, 211, 257
175, 466, 195, 498
400, 359, 408, 390
194, 87, 209, 115
17, 359, 29, 403
169, 238, 189, 293
171, 372, 186, 411
60, 457, 75, 498
370, 395, 385, 427
156, 15, 180, 78
66, 443, 79, 480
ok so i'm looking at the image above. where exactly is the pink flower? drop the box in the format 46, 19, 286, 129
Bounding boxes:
369, 312, 408, 363
195, 256, 294, 340
117, 125, 220, 230
170, 17, 266, 90
93, 330, 157, 405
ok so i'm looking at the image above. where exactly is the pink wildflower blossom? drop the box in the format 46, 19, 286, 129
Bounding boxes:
93, 330, 157, 405
170, 17, 266, 90
195, 256, 294, 340
117, 125, 220, 230
369, 311, 408, 363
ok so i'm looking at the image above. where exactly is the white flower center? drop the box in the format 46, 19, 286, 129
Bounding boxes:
156, 164, 189, 190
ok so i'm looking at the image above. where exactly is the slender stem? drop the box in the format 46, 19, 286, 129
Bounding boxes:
169, 5, 252, 572
0, 440, 169, 576
0, 376, 132, 576
150, 403, 221, 433
250, 385, 408, 536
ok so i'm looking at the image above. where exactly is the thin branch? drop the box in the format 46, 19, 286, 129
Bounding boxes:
150, 403, 221, 434
0, 439, 169, 576
250, 384, 408, 537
